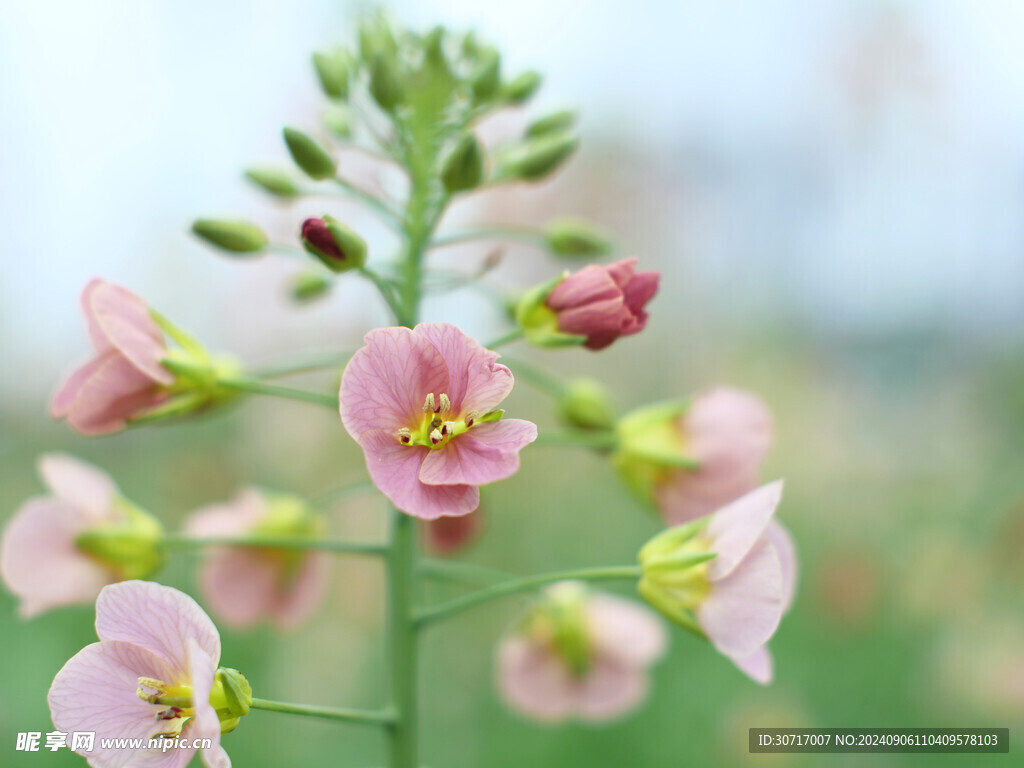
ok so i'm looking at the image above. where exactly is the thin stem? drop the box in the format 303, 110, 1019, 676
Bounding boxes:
216, 377, 338, 409
161, 532, 386, 557
250, 697, 395, 726
430, 225, 544, 250
415, 565, 644, 627
484, 328, 524, 350
333, 177, 405, 229
251, 352, 352, 379
419, 558, 516, 586
534, 430, 620, 450
359, 267, 405, 324
500, 356, 566, 398
387, 509, 418, 767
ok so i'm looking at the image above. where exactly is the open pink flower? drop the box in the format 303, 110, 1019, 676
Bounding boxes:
656, 387, 773, 525
52, 279, 174, 435
639, 482, 789, 683
185, 490, 330, 630
339, 323, 537, 520
497, 583, 667, 723
48, 581, 232, 768
546, 258, 659, 350
1, 454, 162, 618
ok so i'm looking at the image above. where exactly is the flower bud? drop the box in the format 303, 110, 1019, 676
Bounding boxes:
324, 105, 352, 139
73, 497, 165, 580
312, 50, 349, 99
301, 215, 367, 272
503, 132, 579, 181
244, 167, 300, 198
560, 378, 616, 431
215, 668, 253, 719
191, 219, 268, 254
525, 110, 577, 139
440, 133, 485, 193
290, 272, 333, 303
514, 273, 588, 348
369, 54, 404, 112
544, 217, 613, 258
283, 126, 337, 180
470, 49, 501, 103
504, 70, 542, 104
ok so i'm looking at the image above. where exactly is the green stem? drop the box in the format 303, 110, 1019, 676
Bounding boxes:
161, 532, 386, 557
251, 352, 353, 379
419, 558, 516, 586
387, 509, 418, 767
535, 430, 619, 450
415, 565, 644, 627
430, 225, 544, 249
216, 377, 338, 409
359, 267, 405, 323
484, 328, 524, 350
250, 697, 395, 726
501, 356, 566, 398
332, 177, 405, 230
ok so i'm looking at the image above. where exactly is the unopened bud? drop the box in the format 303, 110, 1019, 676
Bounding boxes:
470, 49, 501, 103
244, 167, 300, 198
324, 106, 352, 139
560, 378, 616, 431
525, 110, 577, 139
369, 54, 404, 112
504, 132, 579, 182
441, 133, 485, 193
192, 219, 268, 254
504, 71, 542, 104
312, 50, 349, 100
300, 215, 366, 272
290, 272, 333, 303
544, 218, 613, 258
283, 127, 337, 180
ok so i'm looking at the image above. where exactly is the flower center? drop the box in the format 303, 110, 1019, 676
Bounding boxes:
137, 677, 194, 739
396, 393, 502, 450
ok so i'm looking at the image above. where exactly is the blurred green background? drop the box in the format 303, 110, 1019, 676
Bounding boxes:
2, 1, 1023, 766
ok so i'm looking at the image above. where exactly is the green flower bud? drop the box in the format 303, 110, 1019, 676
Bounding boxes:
312, 50, 349, 99
74, 497, 164, 580
191, 219, 268, 254
544, 217, 614, 257
513, 273, 587, 348
504, 71, 542, 104
290, 272, 333, 303
470, 49, 501, 103
369, 54, 404, 112
301, 215, 367, 272
525, 109, 577, 139
440, 133, 485, 193
283, 127, 337, 180
560, 378, 616, 431
503, 132, 579, 182
244, 167, 300, 198
324, 105, 353, 139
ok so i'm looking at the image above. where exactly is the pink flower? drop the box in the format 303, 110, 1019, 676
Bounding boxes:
339, 323, 538, 520
422, 510, 482, 555
52, 279, 174, 435
185, 490, 330, 630
657, 387, 773, 525
639, 481, 791, 683
497, 583, 667, 723
1, 454, 163, 618
546, 258, 659, 350
48, 581, 234, 768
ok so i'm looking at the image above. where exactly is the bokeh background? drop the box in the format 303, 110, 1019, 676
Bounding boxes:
3, 0, 1024, 765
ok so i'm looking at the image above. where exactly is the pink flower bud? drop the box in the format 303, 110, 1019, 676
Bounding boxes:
545, 258, 659, 350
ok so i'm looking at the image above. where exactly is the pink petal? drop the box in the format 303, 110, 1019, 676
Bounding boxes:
546, 266, 621, 311
729, 646, 774, 684
185, 490, 266, 538
83, 279, 172, 385
555, 298, 630, 338
96, 581, 221, 676
419, 420, 537, 487
339, 327, 449, 441
765, 520, 797, 613
656, 464, 761, 525
603, 258, 638, 290
186, 638, 230, 768
48, 640, 182, 768
359, 429, 479, 519
423, 511, 481, 554
706, 481, 783, 580
496, 636, 575, 723
575, 653, 649, 722
52, 355, 107, 418
65, 351, 165, 435
0, 497, 114, 618
273, 552, 331, 630
414, 323, 514, 416
196, 547, 280, 630
587, 594, 667, 667
37, 453, 120, 523
698, 537, 784, 659
622, 269, 660, 315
